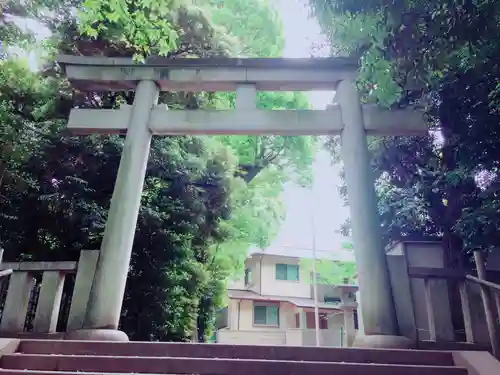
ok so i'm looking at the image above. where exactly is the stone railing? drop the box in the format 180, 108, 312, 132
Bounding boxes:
217, 329, 289, 346
407, 251, 500, 358
386, 240, 500, 356
0, 250, 99, 336
216, 328, 343, 347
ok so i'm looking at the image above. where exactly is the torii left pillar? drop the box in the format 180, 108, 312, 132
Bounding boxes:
67, 80, 159, 341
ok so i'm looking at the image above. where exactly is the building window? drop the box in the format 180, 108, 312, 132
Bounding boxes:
324, 296, 341, 304
354, 309, 359, 330
253, 303, 279, 326
306, 312, 328, 329
275, 263, 299, 281
244, 268, 252, 286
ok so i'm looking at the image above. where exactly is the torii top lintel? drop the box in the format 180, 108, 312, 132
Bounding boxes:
56, 54, 359, 92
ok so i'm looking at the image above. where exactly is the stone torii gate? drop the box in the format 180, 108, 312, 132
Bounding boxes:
57, 55, 426, 346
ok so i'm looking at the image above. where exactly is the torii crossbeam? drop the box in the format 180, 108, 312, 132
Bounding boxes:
67, 103, 424, 136
60, 55, 424, 136
58, 54, 427, 347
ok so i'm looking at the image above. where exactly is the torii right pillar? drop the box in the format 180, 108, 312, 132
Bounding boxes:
337, 79, 414, 348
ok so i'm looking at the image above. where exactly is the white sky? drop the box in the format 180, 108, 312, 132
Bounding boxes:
270, 0, 350, 252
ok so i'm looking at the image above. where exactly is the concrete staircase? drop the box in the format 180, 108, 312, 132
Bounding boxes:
0, 339, 479, 374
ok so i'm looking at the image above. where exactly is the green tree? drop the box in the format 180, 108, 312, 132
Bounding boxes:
0, 0, 316, 342
299, 240, 356, 285
1, 0, 238, 342
301, 259, 356, 285
207, 0, 284, 57
217, 91, 315, 186
0, 53, 238, 341
310, 0, 500, 269
202, 0, 317, 186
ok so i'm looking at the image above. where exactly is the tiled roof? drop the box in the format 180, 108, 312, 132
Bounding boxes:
227, 289, 342, 310
247, 245, 355, 262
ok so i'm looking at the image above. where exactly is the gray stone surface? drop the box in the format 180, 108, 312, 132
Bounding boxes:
65, 328, 129, 341
68, 105, 425, 136
353, 334, 416, 349
83, 80, 159, 330
0, 272, 34, 332
33, 271, 65, 333
66, 250, 99, 331
387, 241, 454, 342
338, 79, 399, 337
57, 54, 359, 69
0, 261, 77, 272
56, 55, 359, 92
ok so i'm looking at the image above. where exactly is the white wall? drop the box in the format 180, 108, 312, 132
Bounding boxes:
227, 256, 262, 293
228, 254, 351, 301
236, 300, 297, 330
224, 300, 347, 347
259, 255, 312, 298
227, 278, 245, 290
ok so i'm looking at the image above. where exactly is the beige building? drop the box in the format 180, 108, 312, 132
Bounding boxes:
216, 246, 358, 347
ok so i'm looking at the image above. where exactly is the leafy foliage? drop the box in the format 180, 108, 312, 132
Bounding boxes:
300, 259, 356, 285
311, 0, 500, 267
0, 0, 315, 342
206, 0, 284, 57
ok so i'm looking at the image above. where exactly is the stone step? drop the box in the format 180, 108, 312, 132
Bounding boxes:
0, 372, 166, 375
0, 354, 468, 375
18, 340, 455, 366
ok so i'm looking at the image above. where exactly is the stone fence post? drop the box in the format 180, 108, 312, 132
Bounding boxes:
386, 240, 454, 342
0, 250, 99, 335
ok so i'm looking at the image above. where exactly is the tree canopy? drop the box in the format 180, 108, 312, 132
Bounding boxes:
300, 258, 356, 285
310, 0, 500, 267
0, 0, 317, 341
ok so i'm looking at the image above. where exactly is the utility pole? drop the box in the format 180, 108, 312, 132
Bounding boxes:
311, 189, 320, 346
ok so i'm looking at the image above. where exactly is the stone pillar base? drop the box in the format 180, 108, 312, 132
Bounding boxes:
353, 334, 416, 349
64, 329, 129, 341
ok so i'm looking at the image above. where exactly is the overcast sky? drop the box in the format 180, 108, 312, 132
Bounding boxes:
270, 0, 351, 253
